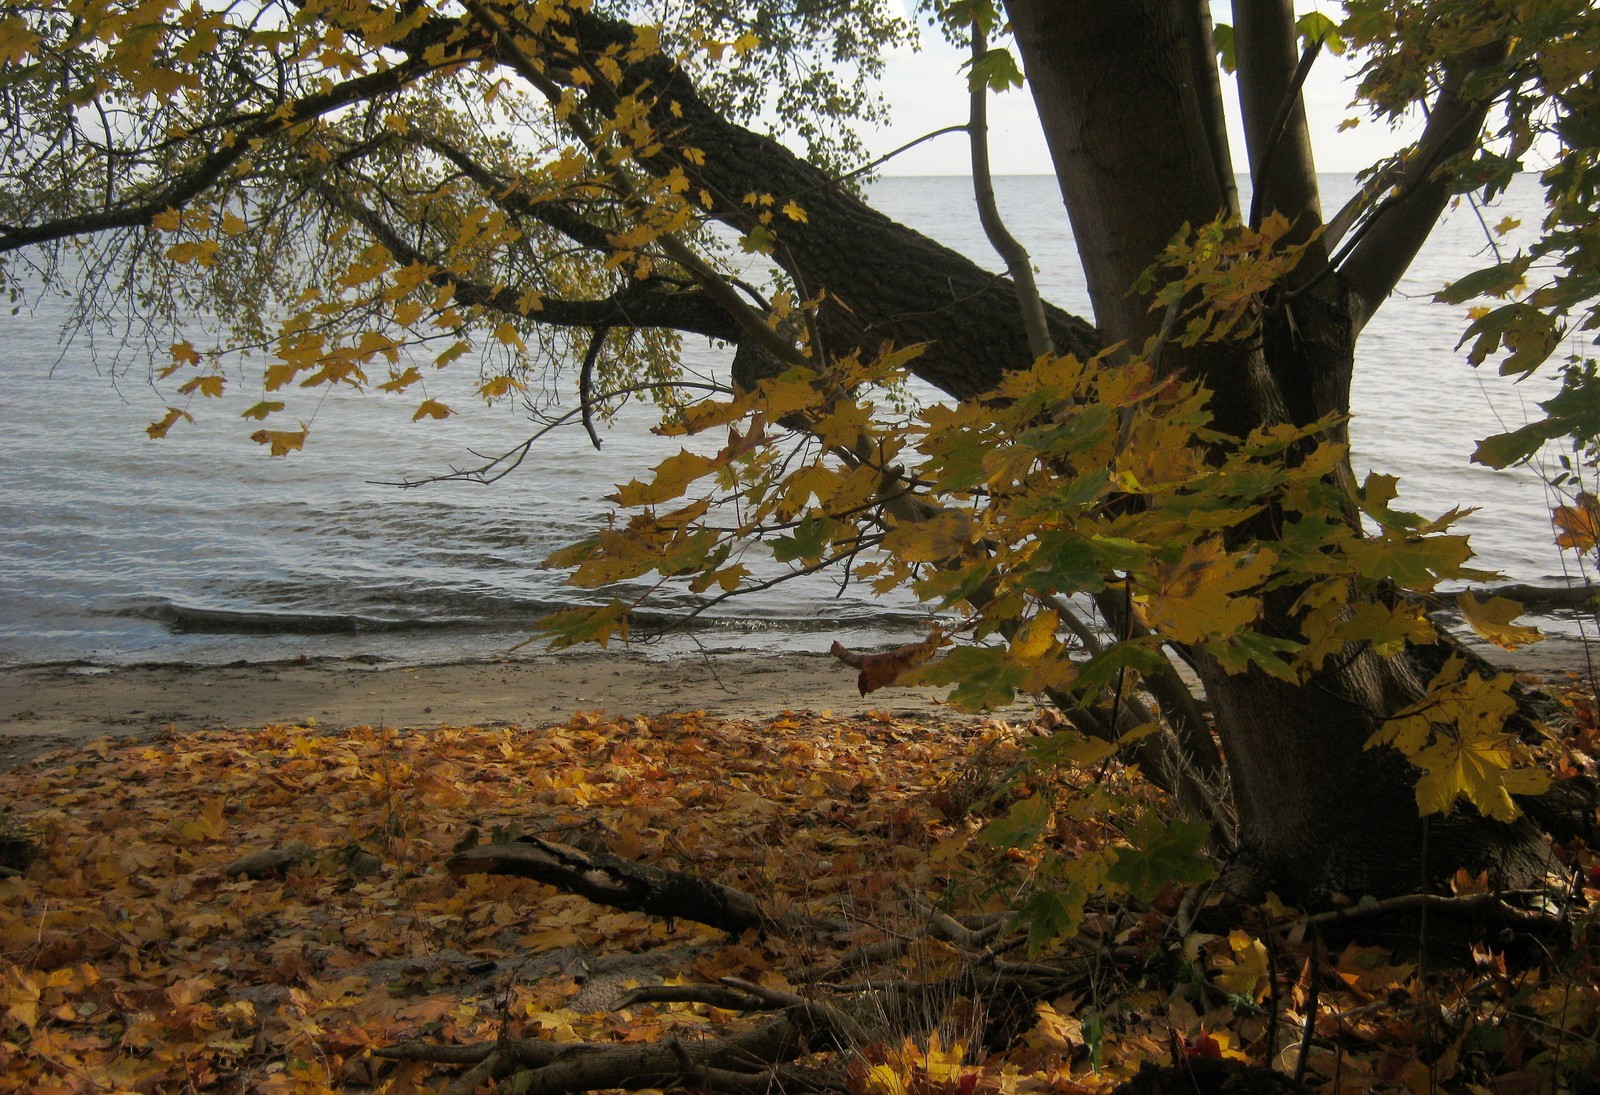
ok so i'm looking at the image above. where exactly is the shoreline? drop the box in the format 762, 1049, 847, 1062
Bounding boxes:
3, 633, 1593, 772
0, 649, 1019, 771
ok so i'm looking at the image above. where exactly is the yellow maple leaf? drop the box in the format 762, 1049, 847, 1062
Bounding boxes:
492, 321, 526, 352
1134, 539, 1273, 645
240, 400, 284, 421
609, 449, 717, 507
177, 374, 225, 398
1211, 929, 1269, 1000
147, 406, 194, 439
1457, 591, 1541, 649
250, 426, 308, 455
1412, 733, 1549, 821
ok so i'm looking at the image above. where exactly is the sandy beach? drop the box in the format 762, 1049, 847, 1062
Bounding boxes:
2, 630, 1590, 771
0, 650, 1032, 770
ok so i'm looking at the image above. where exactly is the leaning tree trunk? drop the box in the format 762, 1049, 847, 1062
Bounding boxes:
554, 9, 1100, 399
1004, 0, 1558, 900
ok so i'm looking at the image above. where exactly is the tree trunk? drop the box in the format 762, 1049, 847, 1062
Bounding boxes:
1005, 0, 1558, 900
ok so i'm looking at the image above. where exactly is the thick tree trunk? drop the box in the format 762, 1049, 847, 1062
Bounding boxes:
1005, 0, 1558, 899
1002, 0, 1289, 440
1193, 653, 1554, 897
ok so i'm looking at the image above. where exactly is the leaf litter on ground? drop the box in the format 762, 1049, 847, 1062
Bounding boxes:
0, 693, 1596, 1093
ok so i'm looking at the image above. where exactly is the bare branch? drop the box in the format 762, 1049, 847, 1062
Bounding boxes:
446, 837, 846, 936
968, 21, 1053, 361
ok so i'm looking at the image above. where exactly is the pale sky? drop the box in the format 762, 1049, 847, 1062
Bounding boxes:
870, 2, 1416, 176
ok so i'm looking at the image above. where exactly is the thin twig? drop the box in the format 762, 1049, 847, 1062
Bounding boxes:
1294, 933, 1321, 1087
578, 323, 611, 450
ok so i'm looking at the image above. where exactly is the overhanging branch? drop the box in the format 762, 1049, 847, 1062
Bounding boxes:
1337, 41, 1512, 333
0, 59, 439, 255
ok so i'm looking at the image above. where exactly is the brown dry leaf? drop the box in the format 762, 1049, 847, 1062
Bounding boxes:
830, 633, 942, 695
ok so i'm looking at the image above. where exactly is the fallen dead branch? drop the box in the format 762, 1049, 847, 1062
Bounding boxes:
379, 1012, 835, 1095
447, 836, 846, 936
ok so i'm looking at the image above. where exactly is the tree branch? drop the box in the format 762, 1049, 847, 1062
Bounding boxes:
423, 135, 624, 255
446, 837, 846, 936
1234, 0, 1325, 257
1338, 40, 1511, 333
0, 59, 438, 254
968, 22, 1053, 361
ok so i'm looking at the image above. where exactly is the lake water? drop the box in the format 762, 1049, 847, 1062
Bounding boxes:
0, 174, 1584, 667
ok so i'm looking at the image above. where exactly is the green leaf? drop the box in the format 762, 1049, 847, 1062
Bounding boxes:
740, 224, 777, 253
1070, 640, 1168, 696
1016, 883, 1088, 955
979, 793, 1051, 849
771, 511, 833, 565
913, 646, 1026, 710
536, 601, 630, 649
1434, 256, 1531, 304
1472, 421, 1555, 468
1024, 532, 1147, 594
1212, 22, 1236, 73
1294, 11, 1345, 54
1105, 815, 1215, 901
543, 535, 601, 569
1209, 631, 1301, 681
966, 46, 1024, 92
1343, 533, 1481, 589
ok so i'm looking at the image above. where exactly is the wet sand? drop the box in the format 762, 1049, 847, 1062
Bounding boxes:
0, 650, 1022, 769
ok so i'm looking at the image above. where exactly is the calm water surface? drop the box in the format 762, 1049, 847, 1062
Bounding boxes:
0, 175, 1581, 666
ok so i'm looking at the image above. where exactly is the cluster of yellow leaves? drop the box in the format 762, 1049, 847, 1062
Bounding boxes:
1136, 214, 1323, 347
549, 341, 1529, 739
1368, 656, 1551, 821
